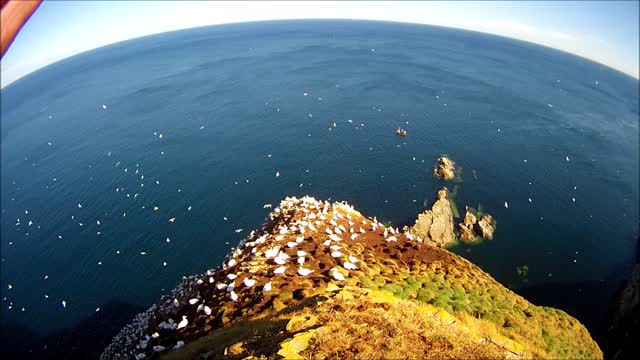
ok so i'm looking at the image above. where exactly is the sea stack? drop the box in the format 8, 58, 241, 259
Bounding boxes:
434, 156, 456, 180
403, 188, 456, 247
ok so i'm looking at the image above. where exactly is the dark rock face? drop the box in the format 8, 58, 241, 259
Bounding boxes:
603, 237, 640, 360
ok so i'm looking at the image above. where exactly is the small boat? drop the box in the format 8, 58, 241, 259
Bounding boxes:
396, 128, 407, 136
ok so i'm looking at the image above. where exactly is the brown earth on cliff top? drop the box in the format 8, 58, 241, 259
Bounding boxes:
102, 195, 602, 360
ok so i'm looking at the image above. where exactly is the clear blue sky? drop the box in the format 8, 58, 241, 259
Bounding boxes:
2, 1, 638, 87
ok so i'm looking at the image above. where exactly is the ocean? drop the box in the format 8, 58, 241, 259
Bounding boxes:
1, 20, 638, 346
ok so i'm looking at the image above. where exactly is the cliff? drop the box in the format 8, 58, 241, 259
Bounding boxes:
102, 196, 602, 360
603, 236, 640, 360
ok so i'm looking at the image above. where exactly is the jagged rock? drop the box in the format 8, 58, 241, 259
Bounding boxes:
477, 214, 496, 240
434, 157, 456, 181
463, 209, 477, 226
459, 209, 478, 242
459, 223, 476, 242
404, 188, 455, 247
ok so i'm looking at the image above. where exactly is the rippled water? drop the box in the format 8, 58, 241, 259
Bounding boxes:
1, 20, 638, 339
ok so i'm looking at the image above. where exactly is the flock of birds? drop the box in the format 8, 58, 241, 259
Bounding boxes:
105, 195, 421, 359
2, 88, 583, 327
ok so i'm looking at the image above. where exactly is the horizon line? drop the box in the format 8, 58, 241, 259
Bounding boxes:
1, 18, 638, 90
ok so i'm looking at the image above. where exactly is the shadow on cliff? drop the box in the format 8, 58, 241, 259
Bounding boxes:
515, 242, 639, 356
0, 300, 145, 360
515, 278, 620, 346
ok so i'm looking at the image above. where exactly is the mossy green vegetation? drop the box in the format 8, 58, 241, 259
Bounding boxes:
516, 265, 529, 278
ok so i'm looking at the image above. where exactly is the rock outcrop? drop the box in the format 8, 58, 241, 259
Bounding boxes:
102, 196, 602, 360
477, 214, 496, 240
404, 188, 456, 247
458, 208, 497, 243
434, 156, 456, 180
458, 208, 478, 242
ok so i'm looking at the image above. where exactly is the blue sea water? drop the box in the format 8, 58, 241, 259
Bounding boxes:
1, 20, 638, 342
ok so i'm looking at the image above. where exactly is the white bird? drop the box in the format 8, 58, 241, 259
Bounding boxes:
265, 246, 280, 258
227, 273, 237, 280
566, 156, 570, 161
243, 278, 256, 287
296, 236, 304, 243
153, 346, 166, 352
344, 262, 358, 270
187, 206, 192, 211
297, 257, 305, 264
325, 227, 333, 235
274, 266, 287, 274
189, 298, 199, 305
168, 217, 176, 223
153, 206, 159, 211
275, 171, 280, 177
323, 239, 331, 246
348, 255, 360, 263
263, 281, 272, 292
298, 267, 314, 276
386, 236, 397, 242
350, 234, 359, 240
77, 203, 82, 208
61, 300, 67, 308
287, 241, 297, 248
297, 250, 307, 257
331, 268, 346, 281
229, 291, 239, 301
102, 104, 107, 110
330, 245, 342, 251
227, 259, 237, 267
177, 315, 188, 329
329, 234, 342, 242
204, 305, 212, 315
263, 204, 272, 208
504, 201, 509, 209
234, 228, 243, 233
359, 228, 366, 233
216, 283, 228, 290
331, 251, 343, 258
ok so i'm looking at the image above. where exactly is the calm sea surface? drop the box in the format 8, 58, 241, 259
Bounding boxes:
1, 20, 638, 338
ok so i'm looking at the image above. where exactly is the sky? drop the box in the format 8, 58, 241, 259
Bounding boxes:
1, 1, 639, 88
